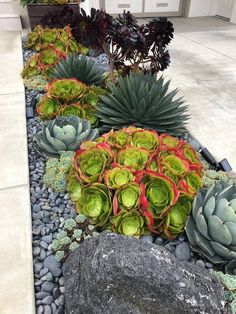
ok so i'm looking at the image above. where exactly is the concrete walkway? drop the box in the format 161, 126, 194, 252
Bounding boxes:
0, 31, 35, 313
164, 17, 236, 170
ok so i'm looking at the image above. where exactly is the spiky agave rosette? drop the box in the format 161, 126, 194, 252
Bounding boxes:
66, 126, 204, 239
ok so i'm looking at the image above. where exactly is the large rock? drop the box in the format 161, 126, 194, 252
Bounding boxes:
64, 232, 225, 314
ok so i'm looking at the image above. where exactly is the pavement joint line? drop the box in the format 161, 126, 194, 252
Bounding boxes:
175, 33, 236, 62
0, 183, 29, 192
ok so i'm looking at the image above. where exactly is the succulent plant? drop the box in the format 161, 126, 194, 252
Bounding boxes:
185, 181, 236, 274
67, 126, 203, 239
52, 214, 98, 261
203, 170, 236, 188
76, 183, 112, 227
36, 96, 60, 120
113, 210, 145, 237
97, 72, 189, 136
214, 271, 236, 313
43, 151, 74, 192
50, 54, 105, 87
46, 78, 86, 103
34, 115, 99, 159
23, 75, 47, 91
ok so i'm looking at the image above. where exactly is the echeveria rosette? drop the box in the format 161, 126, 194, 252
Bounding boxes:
67, 174, 82, 202
131, 130, 159, 151
141, 171, 179, 232
160, 155, 189, 184
25, 31, 39, 49
37, 45, 62, 70
47, 78, 87, 103
76, 183, 112, 227
104, 167, 134, 189
41, 28, 59, 44
115, 147, 150, 171
161, 192, 193, 239
180, 143, 204, 174
113, 182, 141, 215
179, 171, 203, 195
185, 182, 236, 274
102, 129, 131, 149
74, 143, 114, 184
113, 210, 145, 238
60, 103, 86, 119
159, 133, 184, 151
36, 96, 60, 120
21, 55, 41, 79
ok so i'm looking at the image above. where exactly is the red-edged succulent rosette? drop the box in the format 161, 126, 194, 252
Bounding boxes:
73, 143, 114, 184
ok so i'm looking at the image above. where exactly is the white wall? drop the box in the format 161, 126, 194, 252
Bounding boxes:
187, 0, 215, 17
89, 0, 100, 10
230, 0, 236, 23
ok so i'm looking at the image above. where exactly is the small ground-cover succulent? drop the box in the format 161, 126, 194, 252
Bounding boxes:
43, 151, 74, 192
35, 115, 99, 158
186, 181, 236, 274
66, 126, 204, 239
203, 169, 236, 187
36, 78, 106, 127
23, 75, 47, 91
214, 271, 236, 313
51, 214, 99, 261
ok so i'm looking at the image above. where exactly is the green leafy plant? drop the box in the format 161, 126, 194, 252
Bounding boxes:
52, 214, 99, 262
36, 79, 105, 126
97, 72, 189, 136
185, 181, 236, 274
214, 271, 236, 313
203, 170, 236, 188
43, 151, 74, 192
23, 75, 47, 91
34, 115, 99, 158
67, 126, 203, 238
50, 54, 105, 87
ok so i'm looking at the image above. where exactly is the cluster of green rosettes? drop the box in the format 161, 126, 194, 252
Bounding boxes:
52, 214, 99, 261
22, 26, 88, 83
43, 151, 74, 193
36, 78, 106, 127
66, 126, 204, 239
214, 271, 236, 313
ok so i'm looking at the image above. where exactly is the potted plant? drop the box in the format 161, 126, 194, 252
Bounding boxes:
21, 0, 85, 29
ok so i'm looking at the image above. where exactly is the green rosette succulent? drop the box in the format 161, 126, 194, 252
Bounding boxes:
160, 134, 181, 149
47, 78, 86, 103
131, 130, 159, 151
104, 167, 134, 189
76, 183, 112, 227
38, 46, 61, 69
114, 182, 141, 213
83, 104, 99, 128
25, 31, 39, 48
113, 210, 145, 237
162, 192, 193, 239
180, 171, 203, 195
185, 181, 236, 274
181, 144, 203, 174
143, 172, 179, 221
60, 103, 86, 119
37, 96, 60, 120
41, 28, 59, 44
161, 155, 188, 183
103, 129, 131, 149
116, 147, 150, 171
67, 174, 82, 202
74, 144, 113, 184
21, 55, 41, 78
34, 116, 99, 158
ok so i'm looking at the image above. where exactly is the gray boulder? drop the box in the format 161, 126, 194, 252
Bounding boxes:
64, 232, 225, 314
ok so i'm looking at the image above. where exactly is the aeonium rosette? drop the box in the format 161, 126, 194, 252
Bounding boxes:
66, 127, 204, 239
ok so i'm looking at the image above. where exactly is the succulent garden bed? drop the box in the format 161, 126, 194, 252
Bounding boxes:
22, 8, 236, 314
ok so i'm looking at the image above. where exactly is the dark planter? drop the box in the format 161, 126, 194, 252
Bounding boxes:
27, 3, 80, 29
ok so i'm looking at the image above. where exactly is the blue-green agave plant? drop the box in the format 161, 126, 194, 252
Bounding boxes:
185, 181, 236, 274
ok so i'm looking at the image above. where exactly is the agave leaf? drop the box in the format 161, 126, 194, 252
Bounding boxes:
215, 199, 236, 224
193, 228, 215, 256
45, 128, 67, 151
211, 241, 236, 260
203, 196, 215, 220
225, 222, 236, 246
208, 215, 232, 246
53, 125, 76, 145
195, 207, 210, 239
